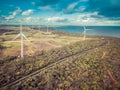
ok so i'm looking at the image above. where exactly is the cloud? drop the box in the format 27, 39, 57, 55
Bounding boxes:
67, 2, 78, 11
86, 0, 120, 18
75, 6, 86, 12
74, 12, 120, 26
38, 5, 53, 10
34, 0, 120, 18
22, 9, 34, 16
34, 0, 82, 12
26, 0, 87, 14
47, 17, 68, 22
64, 2, 79, 13
25, 17, 32, 21
57, 0, 87, 14
1, 14, 120, 26
5, 7, 21, 20
76, 12, 106, 23
0, 0, 120, 26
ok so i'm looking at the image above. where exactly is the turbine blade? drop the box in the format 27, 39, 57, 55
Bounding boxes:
22, 34, 29, 41
13, 34, 20, 40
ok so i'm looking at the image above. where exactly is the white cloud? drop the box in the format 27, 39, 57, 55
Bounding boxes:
66, 2, 78, 12
38, 6, 52, 10
76, 12, 99, 22
1, 11, 120, 26
18, 17, 45, 24
26, 17, 32, 21
22, 9, 34, 16
75, 6, 86, 12
47, 17, 68, 22
75, 12, 97, 24
5, 7, 21, 20
74, 12, 120, 26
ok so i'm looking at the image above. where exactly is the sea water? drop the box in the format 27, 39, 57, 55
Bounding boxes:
55, 26, 120, 38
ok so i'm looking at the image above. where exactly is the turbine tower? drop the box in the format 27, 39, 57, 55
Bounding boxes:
13, 24, 29, 58
47, 25, 49, 32
39, 25, 41, 31
83, 26, 92, 40
46, 18, 49, 32
83, 26, 86, 40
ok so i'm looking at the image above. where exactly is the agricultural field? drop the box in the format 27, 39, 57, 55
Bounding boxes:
0, 26, 120, 90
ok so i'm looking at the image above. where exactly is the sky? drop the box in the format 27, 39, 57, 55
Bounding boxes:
0, 0, 120, 26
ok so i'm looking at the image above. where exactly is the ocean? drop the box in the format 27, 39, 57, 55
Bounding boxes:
0, 25, 120, 38
55, 26, 120, 38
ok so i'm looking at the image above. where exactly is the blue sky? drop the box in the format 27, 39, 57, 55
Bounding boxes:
0, 0, 120, 26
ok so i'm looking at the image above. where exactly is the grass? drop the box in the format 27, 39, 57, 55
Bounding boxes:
0, 27, 85, 57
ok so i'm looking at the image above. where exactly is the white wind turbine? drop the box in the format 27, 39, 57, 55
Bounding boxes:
13, 23, 29, 58
39, 25, 41, 31
83, 26, 92, 40
46, 18, 49, 32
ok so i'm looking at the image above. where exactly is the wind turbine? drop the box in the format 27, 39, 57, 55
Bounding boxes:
83, 26, 92, 40
46, 18, 49, 32
31, 25, 33, 30
39, 25, 41, 31
47, 25, 49, 32
13, 24, 29, 58
83, 26, 86, 40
